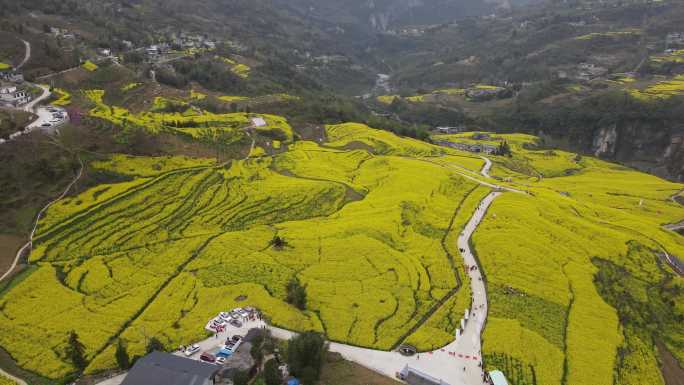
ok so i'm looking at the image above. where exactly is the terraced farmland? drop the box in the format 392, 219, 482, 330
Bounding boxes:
0, 124, 489, 379
0, 124, 682, 385
432, 133, 684, 385
84, 90, 294, 144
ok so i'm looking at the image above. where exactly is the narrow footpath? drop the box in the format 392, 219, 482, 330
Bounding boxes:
0, 157, 83, 283
0, 368, 27, 385
17, 40, 30, 70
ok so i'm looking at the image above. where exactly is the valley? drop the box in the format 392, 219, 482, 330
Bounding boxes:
0, 1, 682, 385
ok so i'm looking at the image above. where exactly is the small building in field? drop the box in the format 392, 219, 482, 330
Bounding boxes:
436, 126, 465, 134
488, 370, 510, 385
121, 351, 220, 385
251, 117, 267, 127
396, 365, 449, 385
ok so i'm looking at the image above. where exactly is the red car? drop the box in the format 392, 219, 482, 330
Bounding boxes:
200, 352, 216, 363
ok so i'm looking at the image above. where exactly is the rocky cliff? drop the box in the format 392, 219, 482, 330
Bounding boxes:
590, 123, 684, 181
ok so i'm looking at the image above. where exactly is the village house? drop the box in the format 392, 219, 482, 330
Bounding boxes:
577, 62, 608, 81
666, 32, 684, 48
435, 126, 466, 134
465, 86, 509, 101
121, 351, 220, 385
0, 68, 23, 83
434, 140, 498, 155
98, 48, 113, 58
0, 85, 31, 107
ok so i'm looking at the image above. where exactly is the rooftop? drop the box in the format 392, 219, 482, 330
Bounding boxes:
121, 351, 219, 385
489, 370, 509, 385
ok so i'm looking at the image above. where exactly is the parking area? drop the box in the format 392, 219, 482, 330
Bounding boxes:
0, 105, 69, 145
176, 307, 263, 366
27, 105, 68, 131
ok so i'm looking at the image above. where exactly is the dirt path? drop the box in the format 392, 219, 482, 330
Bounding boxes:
16, 40, 30, 70
0, 368, 27, 385
0, 156, 84, 284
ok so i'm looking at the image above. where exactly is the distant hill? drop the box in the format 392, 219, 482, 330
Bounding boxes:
273, 0, 534, 32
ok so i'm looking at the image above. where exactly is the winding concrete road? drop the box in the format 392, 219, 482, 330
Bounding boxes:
269, 191, 499, 385
160, 163, 502, 385
1, 40, 60, 143
95, 157, 504, 385
480, 157, 492, 178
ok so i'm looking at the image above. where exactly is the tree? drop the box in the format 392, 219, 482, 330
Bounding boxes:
250, 336, 264, 365
299, 366, 318, 385
286, 332, 327, 383
146, 337, 165, 354
264, 359, 282, 385
270, 235, 287, 249
65, 330, 87, 371
497, 140, 512, 157
232, 370, 250, 385
115, 339, 130, 369
286, 278, 306, 310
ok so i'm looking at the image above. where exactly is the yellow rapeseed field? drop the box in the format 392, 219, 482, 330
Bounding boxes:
0, 124, 680, 385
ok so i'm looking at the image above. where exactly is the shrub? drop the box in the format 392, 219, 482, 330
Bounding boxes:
286, 278, 306, 310
286, 332, 327, 382
115, 340, 130, 370
264, 359, 281, 385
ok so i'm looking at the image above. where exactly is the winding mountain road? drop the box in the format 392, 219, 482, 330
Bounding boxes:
150, 157, 503, 385
480, 157, 492, 178
17, 40, 30, 70
94, 157, 504, 385
0, 40, 61, 144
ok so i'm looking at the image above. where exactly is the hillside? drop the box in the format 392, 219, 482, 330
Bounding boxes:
0, 1, 683, 385
0, 118, 682, 385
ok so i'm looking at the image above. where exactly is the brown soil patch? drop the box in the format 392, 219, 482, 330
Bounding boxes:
318, 352, 402, 385
658, 341, 684, 385
295, 125, 327, 143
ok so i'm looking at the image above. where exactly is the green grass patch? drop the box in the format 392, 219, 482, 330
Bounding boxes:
52, 88, 71, 106
82, 60, 98, 72
121, 83, 142, 92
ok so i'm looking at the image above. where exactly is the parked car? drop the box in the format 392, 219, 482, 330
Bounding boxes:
184, 344, 200, 356
200, 352, 216, 363
229, 319, 242, 328
41, 123, 52, 127
216, 356, 226, 365
212, 318, 226, 327
231, 335, 242, 343
219, 312, 232, 321
237, 308, 249, 317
